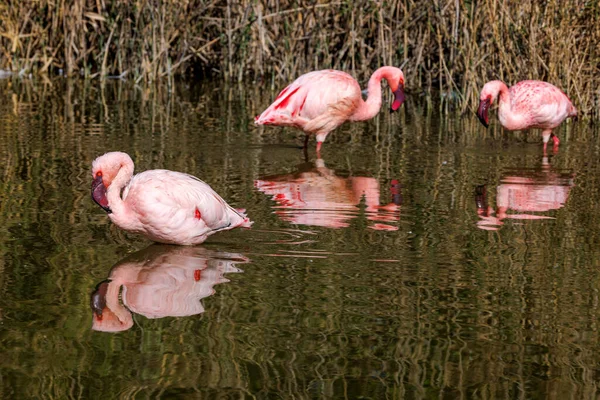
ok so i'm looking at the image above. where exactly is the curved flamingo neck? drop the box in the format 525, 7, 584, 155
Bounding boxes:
352, 67, 397, 121
490, 81, 527, 130
106, 159, 134, 216
492, 81, 511, 109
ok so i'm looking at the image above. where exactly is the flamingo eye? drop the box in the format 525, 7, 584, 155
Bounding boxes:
96, 171, 102, 177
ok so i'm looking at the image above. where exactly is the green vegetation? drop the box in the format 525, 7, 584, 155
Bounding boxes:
0, 1, 598, 116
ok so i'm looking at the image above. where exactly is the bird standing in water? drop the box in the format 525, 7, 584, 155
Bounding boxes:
91, 151, 251, 245
255, 67, 405, 155
477, 80, 577, 152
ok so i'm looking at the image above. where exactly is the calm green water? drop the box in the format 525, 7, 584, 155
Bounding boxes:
1, 79, 599, 399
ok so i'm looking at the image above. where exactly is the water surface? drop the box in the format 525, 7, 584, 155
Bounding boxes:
1, 79, 599, 398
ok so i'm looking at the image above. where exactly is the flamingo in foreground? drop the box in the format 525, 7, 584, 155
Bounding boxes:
477, 80, 577, 152
91, 151, 252, 245
255, 67, 405, 154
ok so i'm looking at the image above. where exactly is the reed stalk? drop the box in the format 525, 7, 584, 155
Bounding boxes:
0, 0, 598, 117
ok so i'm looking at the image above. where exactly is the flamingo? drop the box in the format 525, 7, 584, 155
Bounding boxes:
90, 245, 248, 332
477, 80, 577, 152
255, 67, 405, 154
91, 151, 252, 245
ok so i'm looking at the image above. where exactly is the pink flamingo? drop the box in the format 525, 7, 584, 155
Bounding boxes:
477, 80, 577, 152
90, 245, 248, 332
91, 152, 252, 245
255, 67, 405, 154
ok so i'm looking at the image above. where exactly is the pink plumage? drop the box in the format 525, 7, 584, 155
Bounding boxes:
255, 67, 405, 153
91, 152, 251, 245
477, 80, 577, 151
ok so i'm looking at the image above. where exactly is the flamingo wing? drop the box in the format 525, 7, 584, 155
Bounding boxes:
125, 170, 248, 236
256, 70, 362, 133
510, 81, 572, 126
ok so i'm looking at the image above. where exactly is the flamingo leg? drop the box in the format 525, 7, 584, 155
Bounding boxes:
316, 141, 323, 157
542, 130, 552, 144
315, 132, 327, 157
542, 129, 554, 155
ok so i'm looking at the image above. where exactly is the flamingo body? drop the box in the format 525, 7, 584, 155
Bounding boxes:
477, 80, 577, 150
91, 152, 251, 245
255, 67, 405, 152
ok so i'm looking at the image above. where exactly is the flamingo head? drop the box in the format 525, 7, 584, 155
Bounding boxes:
91, 171, 112, 213
477, 96, 492, 128
477, 82, 504, 128
389, 70, 405, 112
91, 152, 133, 213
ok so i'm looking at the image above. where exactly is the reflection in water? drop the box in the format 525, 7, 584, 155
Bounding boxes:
90, 245, 248, 332
476, 156, 574, 230
255, 158, 401, 230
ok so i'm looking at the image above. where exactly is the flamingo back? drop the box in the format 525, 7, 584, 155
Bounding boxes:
120, 170, 250, 245
508, 81, 575, 129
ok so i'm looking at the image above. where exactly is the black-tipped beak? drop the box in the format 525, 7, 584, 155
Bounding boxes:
390, 83, 405, 112
90, 280, 110, 320
92, 175, 112, 213
477, 98, 491, 128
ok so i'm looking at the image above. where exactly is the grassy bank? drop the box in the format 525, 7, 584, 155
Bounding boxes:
0, 0, 598, 117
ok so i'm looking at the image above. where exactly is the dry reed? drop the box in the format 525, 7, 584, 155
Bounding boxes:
0, 0, 598, 117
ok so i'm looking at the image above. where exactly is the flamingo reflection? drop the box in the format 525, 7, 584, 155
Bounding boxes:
90, 245, 248, 332
476, 157, 574, 230
255, 158, 401, 230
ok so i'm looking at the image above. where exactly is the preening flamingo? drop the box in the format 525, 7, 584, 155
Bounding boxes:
91, 152, 252, 245
477, 80, 577, 152
90, 245, 248, 332
255, 67, 405, 154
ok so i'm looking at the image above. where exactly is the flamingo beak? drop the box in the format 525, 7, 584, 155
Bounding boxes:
90, 280, 110, 320
92, 175, 112, 213
390, 83, 405, 112
477, 98, 491, 128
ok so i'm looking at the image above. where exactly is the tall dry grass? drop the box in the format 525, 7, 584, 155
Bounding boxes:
0, 0, 598, 117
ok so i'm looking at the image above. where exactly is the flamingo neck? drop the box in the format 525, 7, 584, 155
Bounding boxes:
494, 81, 511, 110
494, 82, 526, 130
106, 161, 134, 218
351, 67, 393, 121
